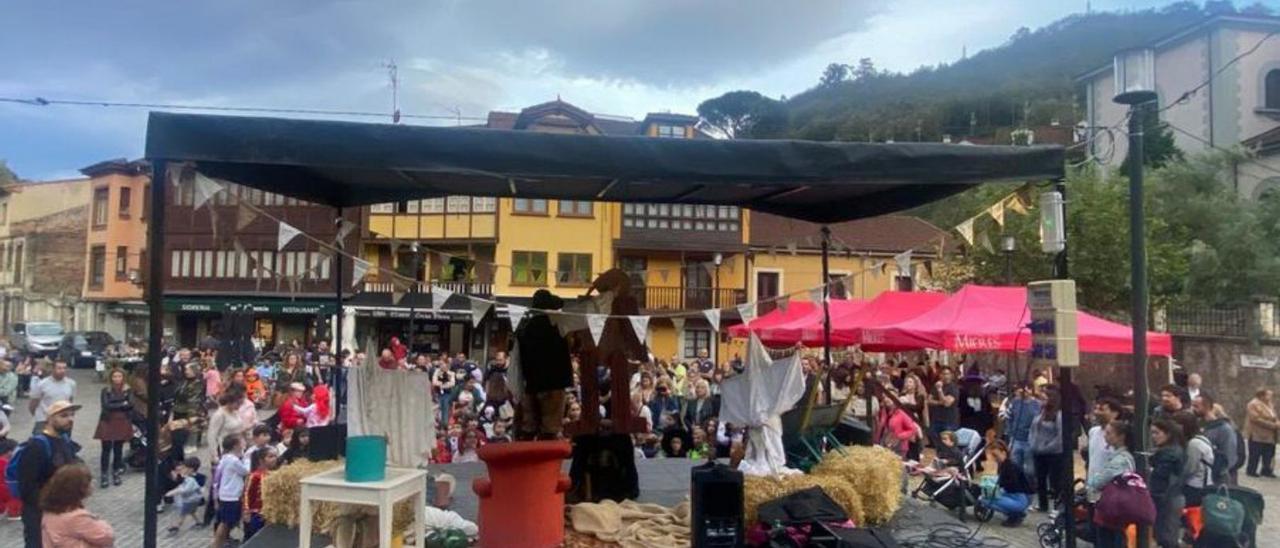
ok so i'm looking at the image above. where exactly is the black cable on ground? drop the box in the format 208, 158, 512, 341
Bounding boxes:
896, 522, 1013, 548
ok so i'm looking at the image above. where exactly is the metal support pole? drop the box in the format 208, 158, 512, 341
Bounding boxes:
409, 247, 420, 353
143, 159, 168, 548
1128, 105, 1152, 548
820, 226, 834, 406
1054, 179, 1077, 548
333, 207, 344, 419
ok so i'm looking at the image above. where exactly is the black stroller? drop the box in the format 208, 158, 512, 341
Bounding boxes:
910, 430, 990, 521
1037, 480, 1093, 548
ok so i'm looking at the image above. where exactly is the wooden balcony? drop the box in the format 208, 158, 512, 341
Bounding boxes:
360, 280, 493, 297
632, 286, 746, 311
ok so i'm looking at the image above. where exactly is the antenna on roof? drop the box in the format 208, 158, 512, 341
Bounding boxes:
384, 59, 401, 124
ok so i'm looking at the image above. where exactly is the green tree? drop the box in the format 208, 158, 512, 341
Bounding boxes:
1120, 103, 1183, 172
819, 63, 849, 88
696, 91, 787, 139
0, 160, 16, 185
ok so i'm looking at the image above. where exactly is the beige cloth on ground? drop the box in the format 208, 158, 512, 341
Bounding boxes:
569, 499, 691, 548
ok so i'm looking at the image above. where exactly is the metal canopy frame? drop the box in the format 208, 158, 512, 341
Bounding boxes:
141, 111, 1064, 548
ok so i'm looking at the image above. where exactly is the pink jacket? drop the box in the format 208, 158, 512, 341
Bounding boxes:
875, 408, 920, 456
43, 508, 114, 547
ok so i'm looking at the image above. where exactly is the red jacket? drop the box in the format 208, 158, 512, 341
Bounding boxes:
278, 395, 305, 430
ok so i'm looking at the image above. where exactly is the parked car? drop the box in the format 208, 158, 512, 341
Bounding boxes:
8, 321, 65, 357
57, 331, 117, 370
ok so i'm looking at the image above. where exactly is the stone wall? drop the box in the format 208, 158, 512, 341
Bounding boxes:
1173, 335, 1280, 425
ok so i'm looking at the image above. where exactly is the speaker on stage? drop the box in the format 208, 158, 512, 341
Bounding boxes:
690, 461, 744, 548
309, 423, 347, 461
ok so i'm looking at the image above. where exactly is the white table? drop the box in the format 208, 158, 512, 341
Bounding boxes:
298, 466, 427, 548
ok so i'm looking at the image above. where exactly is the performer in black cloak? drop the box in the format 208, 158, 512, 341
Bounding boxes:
513, 289, 573, 441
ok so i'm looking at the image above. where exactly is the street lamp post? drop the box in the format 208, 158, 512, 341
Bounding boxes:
1114, 47, 1157, 548
1000, 235, 1016, 285
713, 252, 723, 367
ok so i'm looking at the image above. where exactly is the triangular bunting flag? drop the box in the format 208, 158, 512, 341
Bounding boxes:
388, 237, 402, 258
670, 317, 685, 333
659, 269, 670, 283
335, 219, 357, 248
702, 309, 721, 331
988, 201, 1006, 227
956, 218, 976, 246
470, 298, 492, 327
1006, 192, 1029, 216
786, 242, 798, 256
391, 278, 408, 305
894, 250, 913, 276
351, 258, 370, 287
777, 295, 790, 312
809, 287, 825, 303
236, 202, 258, 231
978, 230, 994, 253
737, 302, 757, 324
192, 172, 224, 210
628, 315, 650, 343
587, 314, 608, 345
431, 286, 455, 309
278, 222, 301, 251
507, 304, 529, 327
530, 268, 543, 283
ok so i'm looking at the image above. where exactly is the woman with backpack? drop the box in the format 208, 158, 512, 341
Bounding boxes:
1088, 420, 1136, 548
1149, 419, 1186, 548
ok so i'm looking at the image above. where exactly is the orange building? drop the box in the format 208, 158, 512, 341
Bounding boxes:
80, 159, 151, 341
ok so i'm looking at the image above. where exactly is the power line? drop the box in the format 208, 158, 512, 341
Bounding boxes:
0, 96, 487, 121
1156, 30, 1278, 115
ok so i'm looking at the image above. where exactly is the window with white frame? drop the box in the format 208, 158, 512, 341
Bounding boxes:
447, 196, 472, 213
421, 198, 445, 213
473, 197, 496, 213
371, 203, 395, 214
657, 124, 685, 138
683, 329, 713, 359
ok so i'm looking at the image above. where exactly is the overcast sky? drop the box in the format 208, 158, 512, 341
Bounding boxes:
2, 0, 1168, 179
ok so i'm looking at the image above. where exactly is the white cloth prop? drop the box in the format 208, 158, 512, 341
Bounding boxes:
718, 334, 806, 477
347, 347, 435, 466
424, 507, 479, 537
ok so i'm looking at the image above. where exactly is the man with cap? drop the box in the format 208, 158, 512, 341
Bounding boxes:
18, 400, 82, 547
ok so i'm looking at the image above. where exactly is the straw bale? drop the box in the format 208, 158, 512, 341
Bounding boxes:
809, 446, 903, 524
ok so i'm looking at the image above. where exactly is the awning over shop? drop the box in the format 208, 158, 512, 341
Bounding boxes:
346, 291, 530, 321
164, 297, 336, 315
862, 285, 1173, 356
106, 302, 151, 317
145, 112, 1064, 224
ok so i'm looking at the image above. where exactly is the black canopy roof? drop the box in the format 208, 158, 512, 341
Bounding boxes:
144, 112, 1064, 224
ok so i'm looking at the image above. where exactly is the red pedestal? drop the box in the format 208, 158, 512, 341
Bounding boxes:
472, 440, 572, 548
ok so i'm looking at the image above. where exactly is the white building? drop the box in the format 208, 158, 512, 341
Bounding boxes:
1078, 14, 1280, 199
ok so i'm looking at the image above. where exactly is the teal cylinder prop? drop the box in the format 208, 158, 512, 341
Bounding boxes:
345, 435, 388, 482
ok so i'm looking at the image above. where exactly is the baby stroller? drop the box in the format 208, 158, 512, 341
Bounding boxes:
911, 429, 988, 520
1037, 480, 1093, 548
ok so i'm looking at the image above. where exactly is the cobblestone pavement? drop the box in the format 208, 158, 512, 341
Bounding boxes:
2, 369, 1277, 547
0, 369, 216, 548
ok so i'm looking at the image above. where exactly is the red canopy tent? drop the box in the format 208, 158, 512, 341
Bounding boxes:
861, 285, 1173, 356
729, 300, 867, 347
819, 291, 949, 347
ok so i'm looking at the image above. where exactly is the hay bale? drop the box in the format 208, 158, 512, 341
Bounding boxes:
810, 446, 903, 524
742, 474, 863, 526
262, 460, 415, 534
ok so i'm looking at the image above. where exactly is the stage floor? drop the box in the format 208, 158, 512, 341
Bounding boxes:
244, 458, 696, 548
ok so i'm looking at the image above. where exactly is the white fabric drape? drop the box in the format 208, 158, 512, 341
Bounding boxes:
347, 351, 435, 467
719, 334, 806, 476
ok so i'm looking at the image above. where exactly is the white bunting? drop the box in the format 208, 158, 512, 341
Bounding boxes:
738, 302, 757, 324
703, 308, 721, 331
628, 315, 650, 344
470, 298, 492, 327
809, 287, 825, 303
507, 304, 529, 328
431, 286, 455, 310
350, 258, 370, 287
277, 222, 301, 251
777, 295, 791, 312
192, 173, 224, 210
335, 219, 358, 248
894, 250, 913, 277
956, 218, 976, 246
587, 314, 608, 345
391, 278, 407, 305
670, 317, 685, 333
988, 201, 1006, 227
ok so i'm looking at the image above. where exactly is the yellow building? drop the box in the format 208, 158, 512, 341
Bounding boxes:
352, 100, 946, 365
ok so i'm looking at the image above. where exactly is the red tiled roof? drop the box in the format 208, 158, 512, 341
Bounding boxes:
749, 211, 948, 254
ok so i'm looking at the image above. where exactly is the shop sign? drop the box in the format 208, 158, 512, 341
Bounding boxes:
1239, 354, 1278, 370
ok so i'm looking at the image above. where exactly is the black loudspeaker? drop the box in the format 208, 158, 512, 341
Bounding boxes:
690, 461, 744, 548
308, 423, 347, 461
834, 418, 873, 447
